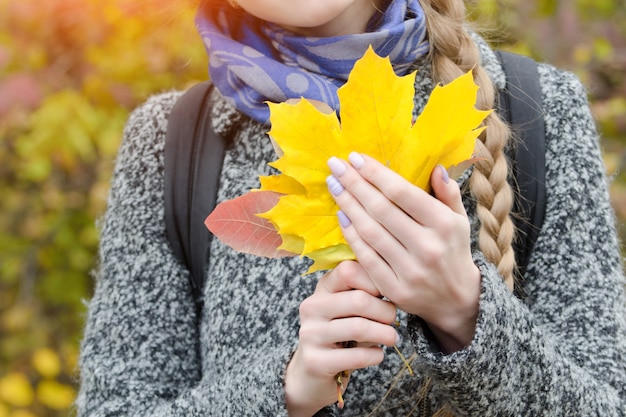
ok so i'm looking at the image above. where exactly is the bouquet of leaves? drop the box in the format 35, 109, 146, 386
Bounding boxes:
205, 46, 488, 273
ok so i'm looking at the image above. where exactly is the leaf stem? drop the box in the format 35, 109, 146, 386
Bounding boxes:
335, 369, 350, 409
393, 344, 414, 376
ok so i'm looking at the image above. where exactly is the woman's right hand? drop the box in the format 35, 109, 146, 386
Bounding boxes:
285, 260, 399, 416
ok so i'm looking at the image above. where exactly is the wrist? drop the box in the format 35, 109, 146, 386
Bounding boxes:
427, 264, 481, 353
427, 316, 477, 353
285, 351, 323, 417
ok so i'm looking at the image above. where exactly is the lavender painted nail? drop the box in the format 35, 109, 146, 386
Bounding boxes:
337, 210, 352, 228
439, 164, 450, 184
326, 175, 345, 196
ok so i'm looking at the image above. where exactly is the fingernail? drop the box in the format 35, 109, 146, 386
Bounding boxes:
327, 156, 346, 177
439, 164, 449, 184
337, 210, 352, 228
326, 175, 345, 196
395, 332, 402, 345
348, 152, 365, 169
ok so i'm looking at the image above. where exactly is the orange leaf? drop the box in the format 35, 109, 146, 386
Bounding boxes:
205, 191, 296, 258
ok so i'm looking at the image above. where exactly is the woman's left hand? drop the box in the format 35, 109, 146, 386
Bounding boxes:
326, 152, 481, 352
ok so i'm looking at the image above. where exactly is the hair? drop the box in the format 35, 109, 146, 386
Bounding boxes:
420, 0, 517, 289
373, 0, 517, 415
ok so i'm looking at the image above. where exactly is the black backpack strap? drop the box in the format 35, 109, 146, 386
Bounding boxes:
164, 81, 227, 306
496, 50, 547, 279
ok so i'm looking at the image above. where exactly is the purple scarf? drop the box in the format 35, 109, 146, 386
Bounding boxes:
196, 0, 429, 124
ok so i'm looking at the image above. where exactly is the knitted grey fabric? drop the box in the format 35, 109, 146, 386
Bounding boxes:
77, 37, 626, 416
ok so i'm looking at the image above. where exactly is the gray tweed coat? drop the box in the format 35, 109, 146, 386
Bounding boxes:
77, 37, 626, 416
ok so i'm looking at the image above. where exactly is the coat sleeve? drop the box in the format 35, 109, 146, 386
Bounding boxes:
408, 65, 626, 416
75, 93, 295, 416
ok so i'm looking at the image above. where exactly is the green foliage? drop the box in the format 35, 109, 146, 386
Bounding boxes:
1, 1, 624, 416
467, 0, 626, 251
0, 0, 206, 415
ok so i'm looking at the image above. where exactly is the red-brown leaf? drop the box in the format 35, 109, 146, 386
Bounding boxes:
204, 191, 296, 258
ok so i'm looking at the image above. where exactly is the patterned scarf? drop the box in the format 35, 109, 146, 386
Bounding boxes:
195, 0, 429, 124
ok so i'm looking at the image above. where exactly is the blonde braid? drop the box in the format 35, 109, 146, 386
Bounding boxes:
421, 0, 517, 289
372, 3, 518, 415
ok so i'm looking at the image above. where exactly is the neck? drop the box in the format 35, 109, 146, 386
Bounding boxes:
286, 0, 385, 37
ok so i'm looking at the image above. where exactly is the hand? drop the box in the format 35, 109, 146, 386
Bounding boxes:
285, 261, 398, 416
325, 152, 481, 352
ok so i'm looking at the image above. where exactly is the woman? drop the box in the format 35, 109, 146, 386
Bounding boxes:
77, 0, 626, 415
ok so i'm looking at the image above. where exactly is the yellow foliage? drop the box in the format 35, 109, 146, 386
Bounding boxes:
32, 348, 61, 379
0, 373, 34, 407
61, 344, 80, 376
0, 2, 207, 416
1, 307, 32, 332
36, 380, 76, 411
8, 410, 36, 417
259, 46, 487, 271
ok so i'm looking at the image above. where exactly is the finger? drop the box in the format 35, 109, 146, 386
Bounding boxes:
327, 155, 421, 236
326, 155, 429, 254
330, 345, 386, 372
299, 316, 399, 348
318, 261, 380, 297
326, 173, 415, 271
345, 152, 455, 227
300, 287, 397, 325
299, 344, 385, 378
335, 211, 400, 284
430, 164, 466, 216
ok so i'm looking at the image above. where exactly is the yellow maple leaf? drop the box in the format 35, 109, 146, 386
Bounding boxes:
258, 46, 489, 272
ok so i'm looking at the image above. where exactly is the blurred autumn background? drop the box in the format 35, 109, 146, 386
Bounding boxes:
0, 0, 624, 415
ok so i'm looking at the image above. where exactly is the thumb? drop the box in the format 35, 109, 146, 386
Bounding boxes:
431, 165, 466, 215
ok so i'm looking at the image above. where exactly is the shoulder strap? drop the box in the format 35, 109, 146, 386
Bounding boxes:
496, 50, 547, 279
164, 81, 227, 305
